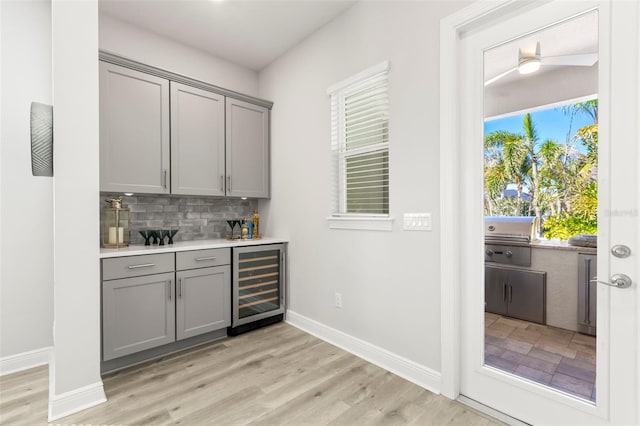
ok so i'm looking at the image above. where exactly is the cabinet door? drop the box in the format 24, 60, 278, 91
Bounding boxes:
225, 98, 270, 198
176, 266, 230, 340
171, 82, 226, 196
102, 272, 175, 361
507, 269, 546, 324
99, 62, 170, 194
232, 244, 285, 327
485, 265, 508, 315
578, 254, 597, 334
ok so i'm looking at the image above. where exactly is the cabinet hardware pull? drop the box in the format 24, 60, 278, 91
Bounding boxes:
584, 258, 591, 324
127, 263, 155, 269
163, 170, 167, 189
195, 256, 217, 261
168, 280, 172, 301
227, 176, 231, 193
179, 277, 183, 298
502, 283, 506, 301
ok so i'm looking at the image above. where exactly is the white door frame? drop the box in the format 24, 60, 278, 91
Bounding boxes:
439, 0, 640, 420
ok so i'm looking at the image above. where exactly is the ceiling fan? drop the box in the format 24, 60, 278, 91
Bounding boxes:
485, 42, 598, 86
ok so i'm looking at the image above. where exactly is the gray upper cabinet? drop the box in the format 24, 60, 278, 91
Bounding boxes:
171, 82, 226, 196
226, 98, 270, 198
176, 266, 231, 340
99, 62, 170, 194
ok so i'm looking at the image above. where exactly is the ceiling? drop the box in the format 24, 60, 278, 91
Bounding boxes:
484, 10, 598, 87
99, 0, 357, 71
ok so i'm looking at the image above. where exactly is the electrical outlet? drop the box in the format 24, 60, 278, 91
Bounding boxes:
334, 292, 343, 308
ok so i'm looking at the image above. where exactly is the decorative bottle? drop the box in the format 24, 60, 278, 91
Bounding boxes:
252, 209, 260, 238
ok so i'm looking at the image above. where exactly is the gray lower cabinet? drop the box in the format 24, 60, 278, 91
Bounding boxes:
99, 62, 170, 194
176, 266, 230, 340
102, 272, 175, 361
577, 253, 597, 336
102, 249, 231, 362
226, 98, 270, 198
485, 264, 546, 324
171, 82, 226, 197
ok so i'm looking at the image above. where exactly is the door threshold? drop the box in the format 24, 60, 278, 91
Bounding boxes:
457, 395, 530, 426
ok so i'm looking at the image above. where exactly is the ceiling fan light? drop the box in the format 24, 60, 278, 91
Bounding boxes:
518, 57, 541, 74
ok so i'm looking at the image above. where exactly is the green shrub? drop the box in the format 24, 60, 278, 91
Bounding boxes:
543, 215, 597, 240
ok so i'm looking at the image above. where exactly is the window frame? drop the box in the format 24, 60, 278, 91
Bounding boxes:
327, 61, 393, 231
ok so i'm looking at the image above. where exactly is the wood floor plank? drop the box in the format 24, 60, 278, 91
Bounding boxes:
1, 323, 504, 426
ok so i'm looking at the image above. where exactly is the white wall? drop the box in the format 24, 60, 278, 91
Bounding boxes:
259, 0, 469, 374
0, 0, 53, 360
49, 0, 105, 419
99, 14, 259, 97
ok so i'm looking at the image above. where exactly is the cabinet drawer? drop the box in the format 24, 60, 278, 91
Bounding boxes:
102, 253, 175, 280
176, 248, 230, 271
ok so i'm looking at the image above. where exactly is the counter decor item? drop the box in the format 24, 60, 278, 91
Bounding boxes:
102, 197, 131, 248
167, 229, 178, 244
139, 230, 152, 246
252, 210, 260, 239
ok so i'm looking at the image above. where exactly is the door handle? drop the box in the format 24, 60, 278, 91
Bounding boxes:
178, 277, 182, 298
168, 279, 172, 300
502, 283, 506, 301
227, 176, 232, 193
591, 274, 632, 288
584, 258, 591, 323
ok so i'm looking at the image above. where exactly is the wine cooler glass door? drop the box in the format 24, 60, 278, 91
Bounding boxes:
233, 244, 285, 326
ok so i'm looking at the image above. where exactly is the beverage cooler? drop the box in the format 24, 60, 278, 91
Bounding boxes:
228, 244, 286, 335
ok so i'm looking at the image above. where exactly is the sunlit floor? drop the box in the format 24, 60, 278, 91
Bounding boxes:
484, 312, 596, 402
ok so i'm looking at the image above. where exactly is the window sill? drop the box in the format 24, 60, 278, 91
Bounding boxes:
327, 216, 394, 231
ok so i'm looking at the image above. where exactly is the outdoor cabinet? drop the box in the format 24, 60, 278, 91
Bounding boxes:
577, 253, 597, 336
485, 264, 546, 324
99, 62, 170, 194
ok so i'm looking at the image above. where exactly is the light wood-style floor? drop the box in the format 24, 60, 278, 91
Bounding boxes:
0, 323, 503, 426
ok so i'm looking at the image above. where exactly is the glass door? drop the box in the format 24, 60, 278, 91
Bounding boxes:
232, 244, 285, 327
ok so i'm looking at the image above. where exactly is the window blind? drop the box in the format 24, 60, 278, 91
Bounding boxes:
330, 64, 389, 216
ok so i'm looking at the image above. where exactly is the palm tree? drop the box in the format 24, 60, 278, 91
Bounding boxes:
484, 113, 542, 231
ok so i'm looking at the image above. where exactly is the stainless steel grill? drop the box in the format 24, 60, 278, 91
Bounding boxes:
484, 216, 538, 267
484, 216, 539, 245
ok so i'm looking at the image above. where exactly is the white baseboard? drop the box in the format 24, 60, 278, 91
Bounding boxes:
48, 381, 107, 422
286, 310, 441, 394
0, 346, 51, 376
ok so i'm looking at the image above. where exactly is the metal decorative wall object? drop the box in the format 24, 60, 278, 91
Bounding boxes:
30, 102, 53, 176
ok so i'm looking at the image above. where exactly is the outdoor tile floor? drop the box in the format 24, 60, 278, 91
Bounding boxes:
484, 312, 596, 402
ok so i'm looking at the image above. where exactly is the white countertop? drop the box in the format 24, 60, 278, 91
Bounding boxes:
100, 237, 288, 258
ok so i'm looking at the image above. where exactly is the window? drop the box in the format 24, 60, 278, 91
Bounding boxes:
328, 61, 392, 230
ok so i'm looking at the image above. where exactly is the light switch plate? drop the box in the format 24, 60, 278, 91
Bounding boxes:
403, 213, 432, 231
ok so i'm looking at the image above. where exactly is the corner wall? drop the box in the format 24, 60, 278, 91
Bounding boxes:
49, 0, 105, 420
258, 0, 469, 380
0, 0, 53, 372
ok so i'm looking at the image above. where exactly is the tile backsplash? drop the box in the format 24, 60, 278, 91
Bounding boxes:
100, 193, 258, 245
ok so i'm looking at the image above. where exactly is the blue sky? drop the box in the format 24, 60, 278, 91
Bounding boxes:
484, 107, 595, 152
